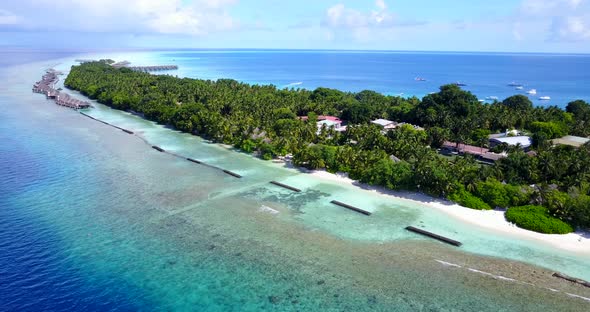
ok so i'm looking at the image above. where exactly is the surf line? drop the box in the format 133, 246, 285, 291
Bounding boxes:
434, 260, 590, 304
78, 111, 242, 179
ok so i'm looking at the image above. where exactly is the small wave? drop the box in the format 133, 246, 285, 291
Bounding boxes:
467, 268, 516, 282
566, 293, 590, 302
435, 259, 461, 268
259, 205, 279, 214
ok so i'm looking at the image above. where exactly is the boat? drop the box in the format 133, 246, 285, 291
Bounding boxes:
486, 96, 499, 100
415, 77, 427, 81
539, 96, 551, 100
453, 82, 467, 87
526, 89, 537, 95
515, 86, 524, 90
508, 82, 523, 87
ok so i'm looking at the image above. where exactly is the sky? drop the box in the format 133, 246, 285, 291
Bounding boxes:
1, 0, 589, 53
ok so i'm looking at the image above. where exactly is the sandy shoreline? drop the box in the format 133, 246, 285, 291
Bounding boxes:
302, 167, 590, 255
53, 56, 590, 257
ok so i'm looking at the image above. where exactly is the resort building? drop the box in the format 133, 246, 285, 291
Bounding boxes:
489, 129, 524, 139
302, 115, 347, 134
442, 141, 488, 156
489, 136, 532, 149
317, 119, 342, 129
441, 141, 506, 164
371, 119, 424, 131
551, 135, 590, 148
371, 118, 397, 129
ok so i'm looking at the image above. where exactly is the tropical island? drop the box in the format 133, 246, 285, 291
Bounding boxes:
65, 60, 590, 234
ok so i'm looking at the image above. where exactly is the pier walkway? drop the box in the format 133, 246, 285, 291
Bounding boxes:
127, 65, 178, 72
32, 70, 91, 109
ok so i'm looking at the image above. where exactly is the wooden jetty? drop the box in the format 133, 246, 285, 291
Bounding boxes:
330, 200, 371, 216
127, 65, 178, 72
55, 93, 91, 109
552, 273, 590, 288
270, 181, 301, 192
152, 146, 165, 152
222, 169, 242, 178
32, 70, 91, 110
405, 226, 462, 247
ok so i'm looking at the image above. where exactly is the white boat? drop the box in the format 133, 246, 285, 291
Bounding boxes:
539, 96, 551, 100
486, 96, 499, 100
508, 81, 522, 87
415, 77, 426, 81
526, 89, 537, 95
515, 86, 524, 90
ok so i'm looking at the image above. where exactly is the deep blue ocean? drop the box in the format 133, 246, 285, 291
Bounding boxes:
161, 50, 590, 107
1, 50, 590, 311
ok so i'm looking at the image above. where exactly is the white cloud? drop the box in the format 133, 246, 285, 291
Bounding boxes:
517, 0, 590, 41
0, 0, 239, 35
0, 9, 21, 25
550, 16, 590, 41
512, 22, 523, 41
520, 0, 584, 15
323, 1, 394, 29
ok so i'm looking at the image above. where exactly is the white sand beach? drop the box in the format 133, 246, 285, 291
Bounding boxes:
306, 169, 590, 255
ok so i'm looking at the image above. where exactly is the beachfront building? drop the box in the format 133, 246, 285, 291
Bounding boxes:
371, 119, 424, 131
551, 135, 590, 148
489, 136, 532, 150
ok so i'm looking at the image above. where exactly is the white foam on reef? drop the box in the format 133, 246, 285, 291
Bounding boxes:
259, 205, 279, 215
566, 293, 590, 302
467, 268, 517, 282
435, 259, 461, 268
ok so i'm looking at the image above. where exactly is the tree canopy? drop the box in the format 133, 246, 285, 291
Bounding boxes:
64, 61, 590, 231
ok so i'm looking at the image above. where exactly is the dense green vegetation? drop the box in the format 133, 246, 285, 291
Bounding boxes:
505, 205, 574, 234
65, 61, 590, 231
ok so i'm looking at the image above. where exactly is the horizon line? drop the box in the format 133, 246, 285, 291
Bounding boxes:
1, 46, 589, 56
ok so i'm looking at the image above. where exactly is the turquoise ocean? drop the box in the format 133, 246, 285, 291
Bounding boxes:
1, 50, 590, 311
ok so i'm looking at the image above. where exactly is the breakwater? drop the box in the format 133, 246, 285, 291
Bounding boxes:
330, 200, 371, 216
78, 112, 242, 179
553, 273, 590, 288
32, 70, 91, 109
405, 226, 462, 247
269, 181, 301, 192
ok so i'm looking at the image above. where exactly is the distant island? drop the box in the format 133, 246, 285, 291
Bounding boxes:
64, 60, 590, 234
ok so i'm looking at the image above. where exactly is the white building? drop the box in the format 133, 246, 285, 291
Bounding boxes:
371, 118, 396, 128
489, 136, 532, 149
316, 119, 346, 134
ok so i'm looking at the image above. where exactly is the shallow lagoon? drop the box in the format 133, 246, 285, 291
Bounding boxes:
1, 54, 589, 311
